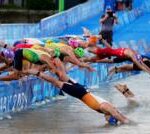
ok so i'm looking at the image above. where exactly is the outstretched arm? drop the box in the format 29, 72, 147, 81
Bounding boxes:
124, 49, 150, 74
113, 14, 119, 24
0, 71, 20, 81
0, 54, 12, 65
87, 58, 114, 63
64, 56, 94, 72
83, 56, 111, 63
100, 14, 109, 23
0, 63, 10, 72
130, 54, 150, 74
61, 47, 94, 71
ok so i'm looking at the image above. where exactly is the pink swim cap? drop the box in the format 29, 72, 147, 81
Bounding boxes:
68, 39, 79, 48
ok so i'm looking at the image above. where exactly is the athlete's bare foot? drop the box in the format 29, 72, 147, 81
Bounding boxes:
108, 66, 117, 77
115, 84, 139, 106
115, 84, 134, 98
82, 27, 92, 37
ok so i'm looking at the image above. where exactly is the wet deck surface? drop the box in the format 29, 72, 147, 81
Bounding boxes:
0, 73, 150, 134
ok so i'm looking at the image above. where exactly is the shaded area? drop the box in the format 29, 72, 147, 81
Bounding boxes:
0, 9, 55, 23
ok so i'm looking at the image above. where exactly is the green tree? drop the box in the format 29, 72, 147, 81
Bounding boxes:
9, 0, 14, 4
26, 0, 56, 10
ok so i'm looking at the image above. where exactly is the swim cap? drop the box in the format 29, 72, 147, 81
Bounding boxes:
74, 47, 84, 58
23, 38, 44, 45
43, 38, 60, 43
108, 116, 118, 125
13, 41, 23, 47
135, 54, 142, 61
45, 39, 54, 44
88, 36, 98, 45
68, 38, 79, 48
141, 53, 150, 59
54, 48, 60, 58
2, 49, 14, 59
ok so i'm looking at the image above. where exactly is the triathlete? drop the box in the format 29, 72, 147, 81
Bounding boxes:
84, 40, 150, 74
108, 53, 150, 76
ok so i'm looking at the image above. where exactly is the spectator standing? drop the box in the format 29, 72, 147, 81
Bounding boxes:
99, 6, 118, 46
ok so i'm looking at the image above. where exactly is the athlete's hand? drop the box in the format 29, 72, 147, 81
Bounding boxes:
0, 40, 6, 46
97, 34, 103, 40
24, 69, 39, 75
113, 13, 117, 17
105, 13, 109, 18
5, 59, 12, 65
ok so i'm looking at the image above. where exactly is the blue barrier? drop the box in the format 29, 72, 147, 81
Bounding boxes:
0, 75, 60, 116
0, 24, 40, 43
40, 12, 67, 37
40, 0, 104, 37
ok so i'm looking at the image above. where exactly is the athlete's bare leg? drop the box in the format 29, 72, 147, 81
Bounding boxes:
124, 49, 150, 74
81, 93, 129, 124
115, 84, 134, 98
109, 64, 134, 77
